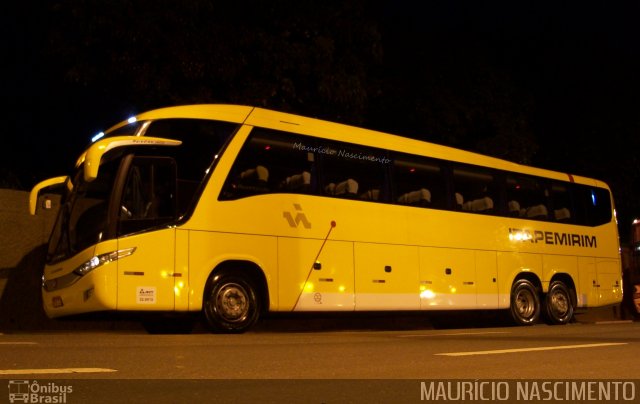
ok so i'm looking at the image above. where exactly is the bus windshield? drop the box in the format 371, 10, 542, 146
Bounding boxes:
46, 118, 241, 265
47, 157, 120, 264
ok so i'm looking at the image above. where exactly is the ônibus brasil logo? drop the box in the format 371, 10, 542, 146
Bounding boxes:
8, 380, 73, 403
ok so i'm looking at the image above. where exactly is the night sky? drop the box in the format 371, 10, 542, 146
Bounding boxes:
2, 1, 639, 241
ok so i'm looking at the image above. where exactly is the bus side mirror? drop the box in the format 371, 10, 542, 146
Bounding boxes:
28, 176, 68, 215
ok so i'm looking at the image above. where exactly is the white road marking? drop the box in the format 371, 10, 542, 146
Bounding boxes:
0, 368, 117, 375
0, 342, 37, 345
400, 331, 510, 338
595, 320, 633, 325
436, 342, 628, 356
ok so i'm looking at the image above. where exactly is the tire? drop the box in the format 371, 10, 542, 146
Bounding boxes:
509, 279, 541, 325
203, 273, 260, 333
543, 280, 574, 325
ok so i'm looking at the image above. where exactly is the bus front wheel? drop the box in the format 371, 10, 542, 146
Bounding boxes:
509, 279, 540, 325
203, 273, 260, 333
543, 281, 574, 325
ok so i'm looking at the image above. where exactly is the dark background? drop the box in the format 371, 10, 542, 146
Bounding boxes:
2, 1, 639, 242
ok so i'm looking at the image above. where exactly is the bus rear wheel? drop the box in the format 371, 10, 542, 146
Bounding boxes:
203, 273, 260, 333
543, 281, 574, 325
509, 279, 540, 325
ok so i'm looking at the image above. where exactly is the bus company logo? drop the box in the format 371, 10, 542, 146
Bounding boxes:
508, 228, 597, 248
283, 204, 311, 229
8, 380, 73, 403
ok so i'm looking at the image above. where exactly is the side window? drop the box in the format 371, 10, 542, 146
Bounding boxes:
319, 140, 389, 202
550, 181, 573, 223
453, 165, 497, 214
118, 156, 177, 236
393, 153, 446, 209
590, 187, 613, 226
573, 186, 612, 226
506, 174, 550, 220
271, 132, 317, 194
220, 129, 316, 199
143, 119, 239, 216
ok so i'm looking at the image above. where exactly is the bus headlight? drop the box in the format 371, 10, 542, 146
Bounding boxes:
74, 256, 101, 276
73, 247, 137, 276
43, 247, 137, 292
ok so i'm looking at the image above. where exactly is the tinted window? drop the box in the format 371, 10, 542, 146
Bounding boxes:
453, 165, 498, 214
318, 140, 390, 201
118, 156, 177, 236
218, 126, 613, 227
549, 182, 574, 223
221, 129, 317, 199
392, 153, 446, 209
506, 174, 550, 220
143, 119, 238, 215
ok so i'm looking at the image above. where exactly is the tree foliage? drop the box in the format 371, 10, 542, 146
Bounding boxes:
45, 0, 382, 125
43, 0, 537, 162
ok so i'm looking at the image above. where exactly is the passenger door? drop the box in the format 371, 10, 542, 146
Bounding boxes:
115, 156, 179, 310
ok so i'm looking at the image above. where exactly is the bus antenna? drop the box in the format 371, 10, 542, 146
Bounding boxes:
292, 220, 336, 311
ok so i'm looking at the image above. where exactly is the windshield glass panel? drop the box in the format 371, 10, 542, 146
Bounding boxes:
46, 118, 240, 264
47, 158, 120, 264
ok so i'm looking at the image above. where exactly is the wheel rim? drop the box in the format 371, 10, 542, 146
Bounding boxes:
515, 288, 535, 319
214, 283, 249, 323
549, 289, 569, 317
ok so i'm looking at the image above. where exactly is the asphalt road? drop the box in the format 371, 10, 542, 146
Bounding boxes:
0, 319, 638, 403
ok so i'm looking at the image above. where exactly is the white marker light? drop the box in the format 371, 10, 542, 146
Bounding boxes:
91, 132, 105, 143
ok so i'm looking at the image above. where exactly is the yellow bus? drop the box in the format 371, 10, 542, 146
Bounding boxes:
29, 104, 622, 333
